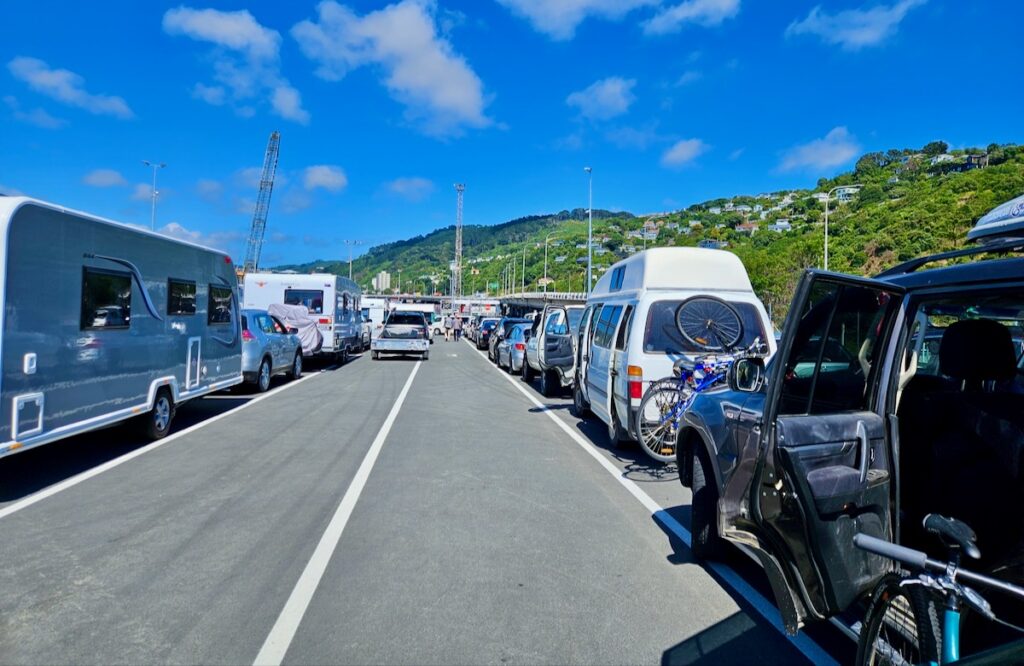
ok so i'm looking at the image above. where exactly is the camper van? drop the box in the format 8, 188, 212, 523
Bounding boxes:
0, 197, 243, 460
243, 272, 362, 361
573, 247, 776, 443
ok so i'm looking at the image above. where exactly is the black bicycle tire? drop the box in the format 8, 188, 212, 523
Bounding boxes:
675, 295, 744, 351
856, 573, 942, 666
635, 378, 688, 463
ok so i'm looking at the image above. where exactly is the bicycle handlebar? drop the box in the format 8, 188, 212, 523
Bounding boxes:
854, 534, 1024, 602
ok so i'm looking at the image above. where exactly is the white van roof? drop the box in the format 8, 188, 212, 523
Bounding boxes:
590, 247, 754, 297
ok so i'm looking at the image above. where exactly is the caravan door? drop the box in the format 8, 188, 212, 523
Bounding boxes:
186, 337, 202, 389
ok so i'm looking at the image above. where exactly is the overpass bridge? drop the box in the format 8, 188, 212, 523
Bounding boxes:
363, 292, 587, 317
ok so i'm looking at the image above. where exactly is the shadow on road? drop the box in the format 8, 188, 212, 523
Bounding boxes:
661, 611, 807, 666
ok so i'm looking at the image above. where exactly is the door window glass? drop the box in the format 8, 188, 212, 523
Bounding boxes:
81, 268, 131, 329
271, 317, 288, 334
208, 285, 234, 325
615, 306, 634, 351
545, 311, 565, 335
257, 314, 275, 334
168, 279, 196, 315
779, 280, 896, 415
594, 305, 623, 348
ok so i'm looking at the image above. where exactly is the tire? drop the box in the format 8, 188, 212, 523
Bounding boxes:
141, 388, 174, 440
539, 370, 558, 397
856, 574, 941, 666
287, 352, 303, 380
521, 359, 534, 382
608, 405, 630, 447
372, 351, 379, 360
636, 379, 687, 462
255, 358, 272, 393
572, 380, 591, 418
506, 355, 515, 374
340, 348, 350, 365
691, 446, 726, 560
675, 295, 744, 352
422, 350, 430, 361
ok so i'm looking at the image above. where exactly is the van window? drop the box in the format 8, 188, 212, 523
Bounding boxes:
285, 289, 325, 314
615, 305, 633, 351
168, 279, 196, 315
594, 305, 623, 348
81, 267, 131, 330
610, 266, 626, 290
208, 285, 234, 325
643, 300, 766, 354
567, 308, 584, 334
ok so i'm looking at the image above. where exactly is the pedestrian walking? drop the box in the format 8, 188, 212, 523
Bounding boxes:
444, 314, 453, 341
454, 314, 463, 341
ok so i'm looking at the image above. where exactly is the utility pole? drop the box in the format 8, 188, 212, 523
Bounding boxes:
522, 244, 526, 293
584, 166, 593, 295
142, 160, 166, 230
453, 184, 465, 306
343, 240, 362, 280
397, 268, 402, 293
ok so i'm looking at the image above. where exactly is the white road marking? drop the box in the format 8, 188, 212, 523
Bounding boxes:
0, 368, 330, 522
465, 340, 838, 666
253, 361, 422, 666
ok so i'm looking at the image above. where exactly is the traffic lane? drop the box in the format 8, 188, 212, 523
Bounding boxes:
0, 360, 339, 509
0, 354, 410, 665
514, 362, 854, 663
283, 341, 793, 665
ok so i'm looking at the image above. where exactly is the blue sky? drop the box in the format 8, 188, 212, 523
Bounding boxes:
2, 0, 1022, 265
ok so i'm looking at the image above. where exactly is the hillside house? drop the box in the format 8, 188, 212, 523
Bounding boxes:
698, 239, 728, 249
768, 220, 792, 232
554, 255, 567, 263
708, 206, 722, 215
736, 222, 759, 235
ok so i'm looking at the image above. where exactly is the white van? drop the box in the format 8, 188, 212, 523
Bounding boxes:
573, 247, 776, 443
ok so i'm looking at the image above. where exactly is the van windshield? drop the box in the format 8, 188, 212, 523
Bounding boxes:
643, 300, 766, 354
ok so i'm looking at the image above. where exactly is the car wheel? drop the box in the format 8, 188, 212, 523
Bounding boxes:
521, 359, 533, 382
423, 350, 430, 361
256, 358, 272, 393
539, 370, 558, 397
506, 356, 515, 374
572, 380, 591, 418
288, 352, 303, 380
608, 405, 630, 447
372, 351, 379, 360
691, 446, 726, 560
141, 388, 175, 440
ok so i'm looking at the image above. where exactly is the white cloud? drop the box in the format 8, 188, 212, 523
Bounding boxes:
281, 189, 314, 213
643, 0, 740, 36
674, 70, 702, 86
786, 0, 926, 50
291, 0, 490, 137
386, 176, 434, 201
163, 7, 310, 124
6, 57, 133, 119
605, 124, 663, 150
303, 165, 348, 192
196, 178, 223, 202
779, 126, 861, 172
566, 77, 636, 121
131, 183, 154, 201
660, 138, 709, 167
3, 95, 67, 129
729, 147, 744, 160
495, 0, 656, 40
83, 169, 128, 187
158, 222, 244, 251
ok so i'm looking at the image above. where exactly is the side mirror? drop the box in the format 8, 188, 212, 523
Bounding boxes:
729, 357, 765, 393
288, 327, 299, 334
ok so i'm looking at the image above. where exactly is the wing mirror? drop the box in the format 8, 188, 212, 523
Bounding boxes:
729, 357, 766, 393
288, 327, 299, 334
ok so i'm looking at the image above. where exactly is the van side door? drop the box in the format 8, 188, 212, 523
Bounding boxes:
721, 271, 905, 632
577, 305, 599, 400
610, 305, 634, 427
587, 305, 623, 423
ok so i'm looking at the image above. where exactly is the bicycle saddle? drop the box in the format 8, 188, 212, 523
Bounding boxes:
924, 514, 981, 560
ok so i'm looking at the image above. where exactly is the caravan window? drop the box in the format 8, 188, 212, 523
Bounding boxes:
168, 279, 196, 315
207, 285, 234, 325
285, 289, 325, 314
81, 268, 131, 330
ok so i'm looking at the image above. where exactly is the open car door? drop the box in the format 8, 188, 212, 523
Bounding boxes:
541, 307, 575, 375
720, 270, 906, 634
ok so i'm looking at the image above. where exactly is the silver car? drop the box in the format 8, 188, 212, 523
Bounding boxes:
498, 323, 531, 374
241, 309, 304, 392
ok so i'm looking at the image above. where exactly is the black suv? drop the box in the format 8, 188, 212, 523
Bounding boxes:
677, 232, 1024, 636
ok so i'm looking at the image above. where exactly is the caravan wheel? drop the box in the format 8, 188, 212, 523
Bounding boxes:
142, 388, 175, 440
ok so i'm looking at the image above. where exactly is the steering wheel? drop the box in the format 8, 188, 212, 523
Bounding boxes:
675, 296, 744, 351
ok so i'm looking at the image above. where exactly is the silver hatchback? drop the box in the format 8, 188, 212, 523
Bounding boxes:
241, 309, 304, 392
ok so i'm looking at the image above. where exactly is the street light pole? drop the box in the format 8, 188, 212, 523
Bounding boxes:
142, 160, 166, 230
397, 268, 402, 294
522, 244, 526, 293
543, 231, 559, 296
584, 166, 593, 295
343, 239, 362, 280
823, 183, 862, 271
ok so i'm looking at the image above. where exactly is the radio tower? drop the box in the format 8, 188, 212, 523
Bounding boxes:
453, 183, 465, 303
242, 131, 281, 274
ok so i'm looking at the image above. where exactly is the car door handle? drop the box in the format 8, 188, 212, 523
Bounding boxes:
856, 420, 869, 484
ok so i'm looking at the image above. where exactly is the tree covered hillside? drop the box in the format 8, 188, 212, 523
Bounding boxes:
278, 141, 1024, 325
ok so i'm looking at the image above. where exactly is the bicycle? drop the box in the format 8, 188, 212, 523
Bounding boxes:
853, 514, 1024, 665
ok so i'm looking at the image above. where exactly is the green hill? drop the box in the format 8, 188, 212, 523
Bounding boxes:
278, 141, 1024, 325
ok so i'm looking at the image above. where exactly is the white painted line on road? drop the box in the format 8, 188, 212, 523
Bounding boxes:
254, 360, 422, 666
465, 341, 838, 666
0, 367, 332, 522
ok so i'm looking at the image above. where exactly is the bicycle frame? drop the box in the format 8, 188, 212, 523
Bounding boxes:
944, 606, 960, 664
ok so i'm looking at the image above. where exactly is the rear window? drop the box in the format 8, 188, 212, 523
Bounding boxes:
481, 320, 498, 330
387, 312, 425, 326
643, 300, 766, 353
285, 289, 325, 314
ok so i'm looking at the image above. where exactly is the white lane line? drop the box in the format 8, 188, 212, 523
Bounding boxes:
464, 340, 838, 666
254, 361, 422, 666
0, 368, 332, 522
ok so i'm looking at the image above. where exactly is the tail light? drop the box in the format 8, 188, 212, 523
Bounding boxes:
515, 343, 525, 351
242, 329, 255, 342
319, 318, 330, 324
628, 365, 643, 400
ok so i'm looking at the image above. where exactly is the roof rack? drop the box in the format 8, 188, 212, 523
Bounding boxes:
877, 237, 1024, 277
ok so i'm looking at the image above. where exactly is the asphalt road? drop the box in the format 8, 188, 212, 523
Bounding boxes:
0, 344, 851, 665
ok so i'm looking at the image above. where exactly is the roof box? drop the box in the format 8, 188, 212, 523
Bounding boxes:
968, 194, 1024, 244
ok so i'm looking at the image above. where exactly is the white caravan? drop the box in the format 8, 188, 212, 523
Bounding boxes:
0, 197, 243, 459
243, 272, 362, 360
573, 247, 776, 443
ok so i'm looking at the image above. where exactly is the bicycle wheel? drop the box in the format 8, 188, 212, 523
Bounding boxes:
675, 296, 744, 351
856, 574, 941, 666
635, 378, 689, 462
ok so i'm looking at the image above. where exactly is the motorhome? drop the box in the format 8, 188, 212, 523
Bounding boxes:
243, 272, 362, 361
573, 247, 776, 443
0, 197, 243, 459
361, 296, 388, 340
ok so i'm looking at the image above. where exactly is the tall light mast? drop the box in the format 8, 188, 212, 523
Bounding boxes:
453, 183, 465, 306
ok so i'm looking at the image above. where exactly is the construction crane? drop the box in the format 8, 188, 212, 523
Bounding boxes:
241, 131, 281, 275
